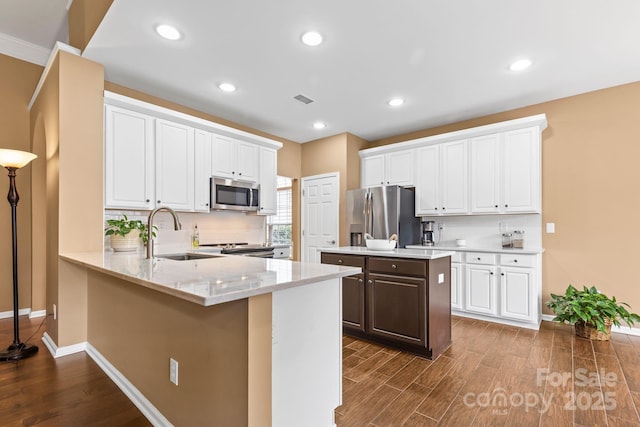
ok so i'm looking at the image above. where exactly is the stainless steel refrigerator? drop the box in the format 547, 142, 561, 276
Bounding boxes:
346, 186, 421, 248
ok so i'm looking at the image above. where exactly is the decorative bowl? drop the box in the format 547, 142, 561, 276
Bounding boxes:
365, 239, 397, 251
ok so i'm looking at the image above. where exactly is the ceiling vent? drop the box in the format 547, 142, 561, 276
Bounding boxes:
293, 94, 314, 104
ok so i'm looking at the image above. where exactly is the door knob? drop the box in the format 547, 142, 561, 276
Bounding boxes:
328, 240, 336, 245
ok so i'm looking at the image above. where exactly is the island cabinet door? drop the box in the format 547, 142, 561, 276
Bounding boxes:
366, 273, 427, 346
320, 253, 366, 332
342, 273, 365, 332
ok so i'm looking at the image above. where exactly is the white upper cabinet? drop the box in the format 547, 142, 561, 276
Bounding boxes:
415, 140, 468, 216
212, 135, 259, 182
104, 105, 155, 210
194, 129, 213, 212
361, 149, 414, 187
258, 147, 277, 215
155, 119, 195, 211
471, 126, 540, 213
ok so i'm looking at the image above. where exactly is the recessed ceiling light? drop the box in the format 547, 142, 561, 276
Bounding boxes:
388, 98, 405, 107
313, 122, 326, 130
155, 24, 181, 41
301, 31, 323, 47
509, 59, 532, 71
218, 82, 236, 92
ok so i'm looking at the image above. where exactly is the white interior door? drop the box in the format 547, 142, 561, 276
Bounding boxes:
301, 173, 339, 263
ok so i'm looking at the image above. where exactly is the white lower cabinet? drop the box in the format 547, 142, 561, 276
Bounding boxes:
464, 264, 497, 315
450, 262, 463, 311
454, 251, 540, 328
499, 266, 536, 322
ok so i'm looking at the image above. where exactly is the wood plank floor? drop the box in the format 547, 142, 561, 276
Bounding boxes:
4, 315, 640, 426
0, 315, 150, 427
337, 316, 640, 426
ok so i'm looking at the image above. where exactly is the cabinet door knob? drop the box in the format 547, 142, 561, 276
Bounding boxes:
391, 264, 397, 269
494, 205, 498, 208
435, 207, 438, 210
205, 203, 209, 206
157, 200, 161, 203
505, 204, 508, 207
490, 271, 494, 275
513, 259, 518, 263
337, 259, 343, 264
368, 280, 373, 284
442, 207, 446, 210
146, 199, 150, 203
477, 257, 481, 261
358, 278, 363, 283
501, 273, 505, 276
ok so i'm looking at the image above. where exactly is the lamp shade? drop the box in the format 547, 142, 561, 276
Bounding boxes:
0, 149, 37, 168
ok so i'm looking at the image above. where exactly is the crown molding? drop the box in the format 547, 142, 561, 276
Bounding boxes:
0, 31, 50, 66
28, 42, 81, 110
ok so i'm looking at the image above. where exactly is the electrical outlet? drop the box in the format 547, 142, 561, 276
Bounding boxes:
170, 358, 179, 385
53, 304, 56, 320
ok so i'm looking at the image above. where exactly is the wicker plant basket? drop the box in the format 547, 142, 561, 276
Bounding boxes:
575, 319, 612, 341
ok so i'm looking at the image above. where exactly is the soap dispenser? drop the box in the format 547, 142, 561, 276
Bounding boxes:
192, 224, 200, 248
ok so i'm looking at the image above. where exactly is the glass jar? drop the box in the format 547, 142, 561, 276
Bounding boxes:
501, 233, 513, 248
513, 230, 524, 249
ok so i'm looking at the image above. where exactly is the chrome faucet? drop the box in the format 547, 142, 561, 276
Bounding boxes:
146, 207, 182, 259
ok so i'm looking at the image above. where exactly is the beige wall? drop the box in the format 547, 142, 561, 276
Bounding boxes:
88, 269, 249, 426
0, 54, 43, 313
370, 81, 640, 316
68, 0, 114, 52
29, 52, 105, 345
301, 133, 368, 247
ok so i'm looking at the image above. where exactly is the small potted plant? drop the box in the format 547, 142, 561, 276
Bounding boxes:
104, 215, 156, 252
546, 285, 640, 340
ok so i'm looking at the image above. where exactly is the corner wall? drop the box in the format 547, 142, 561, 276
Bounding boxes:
0, 54, 43, 314
371, 81, 640, 315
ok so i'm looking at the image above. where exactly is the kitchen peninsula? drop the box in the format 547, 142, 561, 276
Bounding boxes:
58, 251, 360, 427
321, 247, 454, 360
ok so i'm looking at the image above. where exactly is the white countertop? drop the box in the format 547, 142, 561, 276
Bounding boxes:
405, 244, 545, 255
60, 251, 360, 307
321, 246, 455, 259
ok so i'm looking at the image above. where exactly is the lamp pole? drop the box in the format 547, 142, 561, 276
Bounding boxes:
0, 149, 38, 362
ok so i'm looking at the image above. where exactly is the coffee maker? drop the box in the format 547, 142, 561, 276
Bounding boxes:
421, 220, 436, 246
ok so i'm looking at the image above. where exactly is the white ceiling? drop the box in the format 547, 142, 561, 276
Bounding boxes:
4, 1, 640, 143
0, 0, 68, 49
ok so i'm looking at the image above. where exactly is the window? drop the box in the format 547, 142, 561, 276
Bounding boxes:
267, 176, 292, 244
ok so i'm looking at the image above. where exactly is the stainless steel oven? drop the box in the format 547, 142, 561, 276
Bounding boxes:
210, 177, 259, 212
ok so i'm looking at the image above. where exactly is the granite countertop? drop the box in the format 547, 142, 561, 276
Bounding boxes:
405, 244, 545, 255
60, 251, 360, 307
321, 246, 456, 259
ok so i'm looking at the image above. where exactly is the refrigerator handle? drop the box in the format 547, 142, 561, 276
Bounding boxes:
366, 191, 373, 236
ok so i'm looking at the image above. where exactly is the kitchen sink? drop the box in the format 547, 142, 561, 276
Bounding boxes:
157, 253, 224, 261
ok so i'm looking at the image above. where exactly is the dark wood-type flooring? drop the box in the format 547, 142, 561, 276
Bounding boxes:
0, 315, 150, 426
3, 315, 640, 426
337, 316, 640, 426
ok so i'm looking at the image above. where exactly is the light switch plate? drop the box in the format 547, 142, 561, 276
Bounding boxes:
546, 223, 556, 234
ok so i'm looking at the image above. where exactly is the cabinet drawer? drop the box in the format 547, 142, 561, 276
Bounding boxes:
320, 253, 365, 268
499, 254, 535, 268
450, 252, 463, 263
369, 257, 427, 277
464, 253, 497, 265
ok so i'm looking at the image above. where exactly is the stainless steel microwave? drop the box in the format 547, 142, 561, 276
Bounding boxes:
210, 177, 259, 211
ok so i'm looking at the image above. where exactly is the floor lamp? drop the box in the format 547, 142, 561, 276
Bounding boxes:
0, 148, 38, 362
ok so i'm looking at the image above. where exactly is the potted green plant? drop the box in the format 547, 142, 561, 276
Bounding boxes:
104, 215, 156, 252
546, 285, 640, 340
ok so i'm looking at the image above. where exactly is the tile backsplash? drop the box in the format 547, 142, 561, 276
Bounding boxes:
104, 209, 266, 253
420, 213, 542, 249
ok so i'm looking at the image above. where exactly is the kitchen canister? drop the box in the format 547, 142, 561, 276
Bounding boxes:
513, 230, 525, 248
501, 233, 513, 248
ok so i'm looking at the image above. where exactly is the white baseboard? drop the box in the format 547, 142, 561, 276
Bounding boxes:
0, 308, 32, 319
41, 332, 87, 358
29, 310, 47, 319
541, 314, 640, 336
452, 310, 541, 330
85, 343, 172, 427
